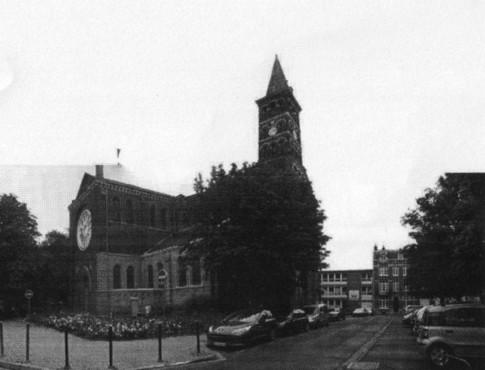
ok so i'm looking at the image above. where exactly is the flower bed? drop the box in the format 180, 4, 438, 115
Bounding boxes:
29, 311, 223, 340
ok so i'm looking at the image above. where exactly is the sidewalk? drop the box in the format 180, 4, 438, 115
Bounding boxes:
0, 320, 218, 370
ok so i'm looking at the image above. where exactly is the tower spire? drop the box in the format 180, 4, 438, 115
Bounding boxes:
266, 55, 291, 96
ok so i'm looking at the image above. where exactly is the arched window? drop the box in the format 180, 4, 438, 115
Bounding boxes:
178, 262, 187, 287
112, 197, 121, 222
156, 262, 163, 288
127, 266, 135, 289
113, 265, 121, 289
126, 199, 134, 223
191, 259, 202, 285
150, 204, 156, 227
147, 265, 154, 288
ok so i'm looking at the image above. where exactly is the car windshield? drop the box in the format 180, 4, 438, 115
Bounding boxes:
223, 310, 263, 324
303, 306, 317, 315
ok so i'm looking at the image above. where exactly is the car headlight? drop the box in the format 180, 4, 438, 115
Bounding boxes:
308, 315, 316, 322
232, 326, 252, 336
208, 326, 215, 333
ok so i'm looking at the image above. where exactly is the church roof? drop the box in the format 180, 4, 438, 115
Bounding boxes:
266, 55, 291, 96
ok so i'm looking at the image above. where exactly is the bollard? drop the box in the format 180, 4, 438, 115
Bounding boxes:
64, 329, 71, 370
196, 321, 200, 355
0, 322, 4, 357
108, 326, 114, 369
26, 323, 30, 363
157, 323, 162, 362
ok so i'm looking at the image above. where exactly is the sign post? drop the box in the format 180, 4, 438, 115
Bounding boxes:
24, 289, 34, 317
158, 270, 168, 317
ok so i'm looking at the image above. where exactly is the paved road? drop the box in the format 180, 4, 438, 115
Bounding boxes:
184, 315, 391, 370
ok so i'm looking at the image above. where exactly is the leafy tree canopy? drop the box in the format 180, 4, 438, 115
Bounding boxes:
186, 162, 330, 310
402, 173, 485, 300
35, 230, 72, 303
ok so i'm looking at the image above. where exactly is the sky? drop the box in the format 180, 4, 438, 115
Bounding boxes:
1, 1, 485, 269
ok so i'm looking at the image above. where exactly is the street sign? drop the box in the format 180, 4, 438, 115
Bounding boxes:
24, 289, 34, 300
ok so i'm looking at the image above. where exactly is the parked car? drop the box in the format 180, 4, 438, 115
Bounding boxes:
328, 308, 346, 321
418, 304, 485, 368
302, 304, 329, 328
412, 305, 431, 336
206, 308, 278, 347
404, 304, 422, 314
352, 307, 371, 317
276, 308, 310, 335
402, 310, 417, 327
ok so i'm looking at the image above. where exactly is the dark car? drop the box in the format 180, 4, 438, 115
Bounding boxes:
328, 307, 346, 321
303, 304, 329, 329
206, 308, 278, 347
277, 308, 310, 335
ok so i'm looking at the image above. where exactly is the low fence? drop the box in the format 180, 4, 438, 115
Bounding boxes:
0, 320, 204, 369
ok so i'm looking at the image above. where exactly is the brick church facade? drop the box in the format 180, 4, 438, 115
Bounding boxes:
69, 57, 318, 314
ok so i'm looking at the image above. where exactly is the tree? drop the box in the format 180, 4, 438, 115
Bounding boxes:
35, 230, 72, 304
186, 163, 330, 311
0, 194, 40, 311
402, 173, 485, 301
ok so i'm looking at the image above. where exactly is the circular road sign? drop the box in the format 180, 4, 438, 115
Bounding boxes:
24, 289, 34, 300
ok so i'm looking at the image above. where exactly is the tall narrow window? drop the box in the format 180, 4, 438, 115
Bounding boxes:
191, 259, 202, 285
147, 265, 154, 288
127, 266, 135, 288
178, 262, 187, 287
112, 197, 121, 222
150, 205, 156, 227
113, 265, 121, 289
126, 199, 134, 223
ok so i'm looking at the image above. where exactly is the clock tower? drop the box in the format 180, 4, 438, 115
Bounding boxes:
256, 56, 305, 175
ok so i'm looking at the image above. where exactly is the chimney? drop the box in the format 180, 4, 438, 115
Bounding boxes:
95, 165, 104, 179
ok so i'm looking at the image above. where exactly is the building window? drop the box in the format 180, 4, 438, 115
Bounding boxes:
150, 204, 156, 227
147, 265, 154, 288
379, 299, 389, 309
403, 266, 407, 277
379, 267, 388, 277
156, 262, 164, 287
127, 266, 135, 289
112, 197, 121, 222
126, 199, 134, 223
393, 281, 399, 292
397, 253, 404, 260
191, 259, 202, 285
379, 282, 389, 294
392, 267, 399, 277
113, 265, 121, 289
178, 261, 187, 287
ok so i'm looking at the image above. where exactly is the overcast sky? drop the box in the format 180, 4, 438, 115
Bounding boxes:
1, 1, 485, 269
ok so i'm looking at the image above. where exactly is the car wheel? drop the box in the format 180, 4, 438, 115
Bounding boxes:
427, 343, 451, 368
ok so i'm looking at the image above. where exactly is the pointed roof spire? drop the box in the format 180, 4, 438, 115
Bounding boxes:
266, 55, 291, 96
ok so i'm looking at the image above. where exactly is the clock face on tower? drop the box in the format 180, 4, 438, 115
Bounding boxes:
76, 209, 92, 251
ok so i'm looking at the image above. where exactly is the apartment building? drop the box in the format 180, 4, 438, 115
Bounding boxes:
320, 269, 373, 313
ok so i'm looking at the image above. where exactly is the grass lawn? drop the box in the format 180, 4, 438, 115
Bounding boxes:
2, 320, 216, 370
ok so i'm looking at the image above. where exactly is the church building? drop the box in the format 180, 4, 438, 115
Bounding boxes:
69, 57, 314, 314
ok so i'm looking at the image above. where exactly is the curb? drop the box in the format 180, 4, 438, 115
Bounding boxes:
0, 352, 225, 370
0, 359, 49, 370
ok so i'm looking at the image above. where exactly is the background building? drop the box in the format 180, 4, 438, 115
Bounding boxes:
372, 246, 419, 312
320, 269, 373, 313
